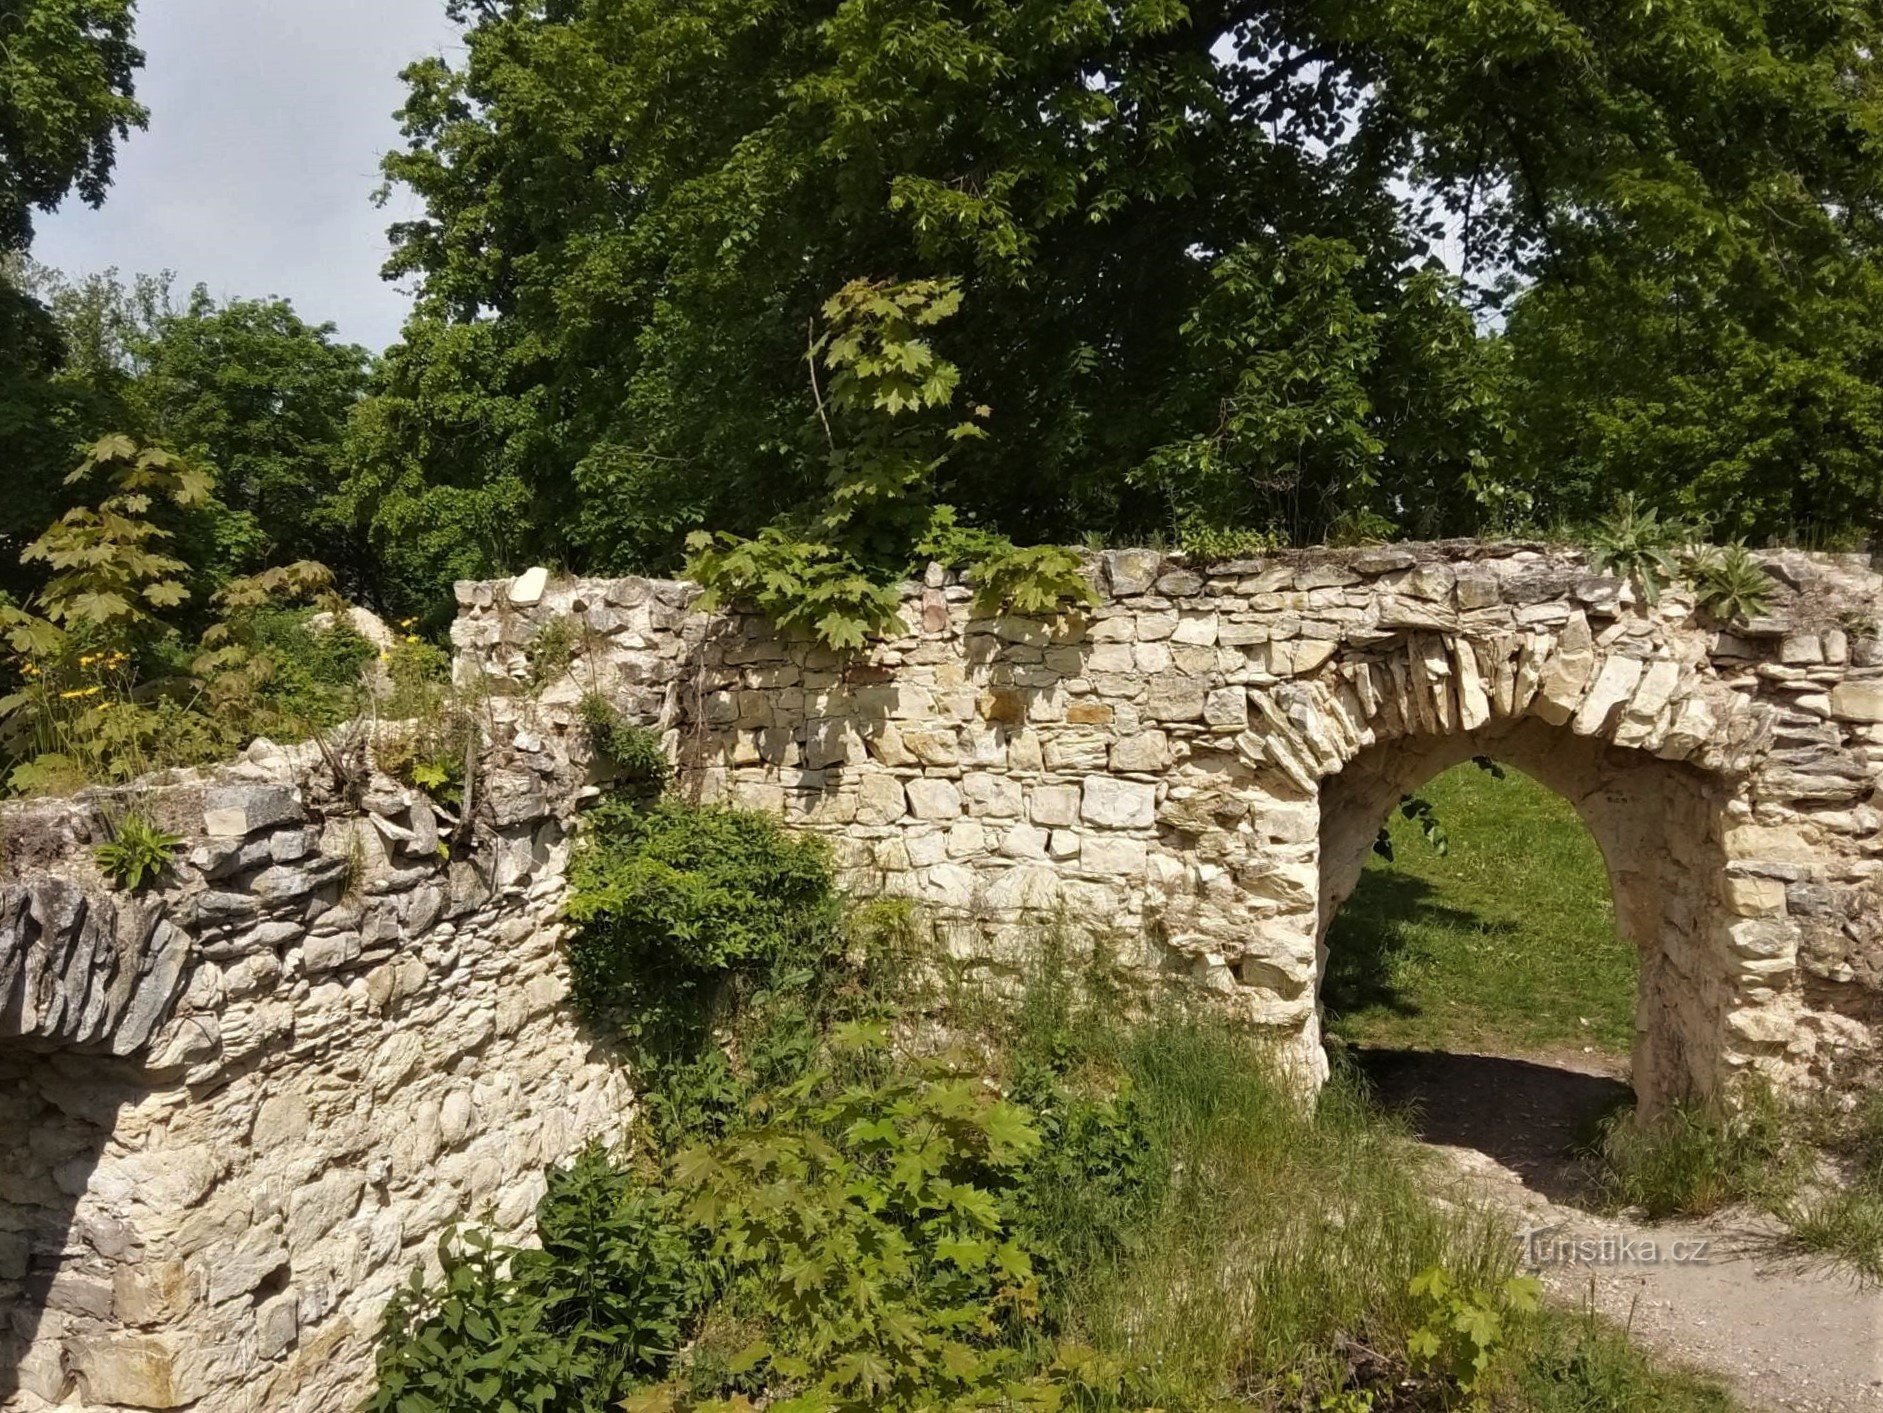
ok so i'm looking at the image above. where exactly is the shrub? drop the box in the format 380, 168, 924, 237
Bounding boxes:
368, 1148, 712, 1413
1688, 542, 1775, 622
566, 797, 841, 992
94, 811, 183, 891
1586, 494, 1694, 606
525, 616, 581, 692
633, 1027, 1060, 1413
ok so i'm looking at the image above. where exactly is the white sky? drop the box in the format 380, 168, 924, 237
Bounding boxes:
34, 0, 463, 353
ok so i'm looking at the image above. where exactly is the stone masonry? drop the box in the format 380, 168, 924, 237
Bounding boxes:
457, 541, 1883, 1111
0, 732, 629, 1411
3, 539, 1881, 1413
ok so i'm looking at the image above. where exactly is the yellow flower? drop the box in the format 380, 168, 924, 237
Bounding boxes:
96, 701, 113, 713
79, 654, 96, 666
404, 634, 421, 644
60, 686, 102, 699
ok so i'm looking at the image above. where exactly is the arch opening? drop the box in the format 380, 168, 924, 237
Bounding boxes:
1314, 717, 1736, 1120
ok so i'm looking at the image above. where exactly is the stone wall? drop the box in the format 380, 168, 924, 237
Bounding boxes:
4, 537, 1879, 1413
0, 733, 629, 1411
456, 542, 1883, 1109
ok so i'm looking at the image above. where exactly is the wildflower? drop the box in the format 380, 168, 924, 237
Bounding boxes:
405, 634, 421, 644
60, 686, 102, 699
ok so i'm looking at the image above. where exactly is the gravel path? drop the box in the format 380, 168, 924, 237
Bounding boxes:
1358, 1047, 1883, 1411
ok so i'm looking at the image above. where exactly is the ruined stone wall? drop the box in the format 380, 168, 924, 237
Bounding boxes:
456, 542, 1883, 1109
4, 538, 1879, 1413
0, 735, 629, 1412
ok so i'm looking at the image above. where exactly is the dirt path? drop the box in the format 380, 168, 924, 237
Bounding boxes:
1358, 1047, 1883, 1412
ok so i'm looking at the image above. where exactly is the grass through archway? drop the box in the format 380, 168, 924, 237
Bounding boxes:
1323, 761, 1638, 1065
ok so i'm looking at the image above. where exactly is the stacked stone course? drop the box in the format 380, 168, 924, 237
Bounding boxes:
456, 541, 1883, 1108
0, 732, 628, 1411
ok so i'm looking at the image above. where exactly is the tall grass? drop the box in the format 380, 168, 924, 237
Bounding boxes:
1592, 1088, 1795, 1219
1070, 1021, 1514, 1404
971, 951, 1734, 1409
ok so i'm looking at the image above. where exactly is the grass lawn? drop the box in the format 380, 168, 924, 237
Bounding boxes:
1323, 761, 1639, 1059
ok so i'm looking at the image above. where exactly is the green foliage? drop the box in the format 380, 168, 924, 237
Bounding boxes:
92, 810, 180, 891
1585, 495, 1695, 607
1689, 543, 1775, 623
524, 617, 580, 692
0, 0, 144, 252
568, 797, 840, 981
1405, 1264, 1541, 1400
192, 563, 374, 741
685, 528, 905, 654
1595, 1087, 1796, 1219
576, 694, 671, 795
636, 1033, 1054, 1413
344, 0, 1883, 612
368, 1149, 712, 1413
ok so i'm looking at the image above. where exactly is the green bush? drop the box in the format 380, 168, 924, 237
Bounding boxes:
577, 693, 671, 795
368, 1147, 712, 1413
566, 797, 841, 992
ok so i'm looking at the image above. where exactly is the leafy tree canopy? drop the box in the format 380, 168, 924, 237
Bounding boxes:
346, 0, 1883, 614
0, 0, 145, 250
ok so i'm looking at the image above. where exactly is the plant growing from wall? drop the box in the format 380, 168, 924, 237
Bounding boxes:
1585, 495, 1696, 607
93, 810, 181, 891
1688, 543, 1775, 623
577, 692, 671, 796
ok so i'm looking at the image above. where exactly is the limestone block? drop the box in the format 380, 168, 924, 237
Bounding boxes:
1829, 681, 1883, 722
962, 773, 1023, 818
1572, 654, 1643, 736
1724, 876, 1787, 918
71, 1334, 204, 1409
906, 779, 964, 820
1029, 785, 1082, 828
1081, 777, 1156, 829
1204, 687, 1249, 730
924, 863, 978, 910
946, 821, 987, 858
1044, 732, 1111, 772
1532, 615, 1596, 725
1145, 677, 1207, 722
1111, 731, 1171, 773
203, 785, 303, 839
1104, 549, 1162, 596
1172, 613, 1218, 646
507, 566, 550, 605
902, 730, 961, 767
1080, 837, 1148, 878
981, 865, 1059, 912
857, 774, 907, 825
1000, 823, 1050, 859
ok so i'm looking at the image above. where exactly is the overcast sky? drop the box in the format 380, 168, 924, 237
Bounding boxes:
35, 0, 463, 353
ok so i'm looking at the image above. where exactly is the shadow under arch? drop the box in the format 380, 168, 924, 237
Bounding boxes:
1316, 715, 1735, 1116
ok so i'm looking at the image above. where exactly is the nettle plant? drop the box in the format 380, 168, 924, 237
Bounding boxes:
688, 279, 1092, 653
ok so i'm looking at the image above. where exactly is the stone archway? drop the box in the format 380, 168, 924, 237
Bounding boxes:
1315, 716, 1732, 1112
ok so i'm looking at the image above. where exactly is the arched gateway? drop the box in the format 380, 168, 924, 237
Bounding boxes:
460, 540, 1883, 1111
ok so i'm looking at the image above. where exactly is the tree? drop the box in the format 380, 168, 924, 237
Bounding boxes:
0, 0, 145, 592
0, 0, 145, 250
347, 0, 1883, 617
131, 289, 375, 583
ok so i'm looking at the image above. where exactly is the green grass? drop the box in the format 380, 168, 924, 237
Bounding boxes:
1324, 762, 1638, 1058
991, 968, 1737, 1410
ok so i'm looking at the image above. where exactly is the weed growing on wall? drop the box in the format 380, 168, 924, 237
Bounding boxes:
93, 810, 181, 891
